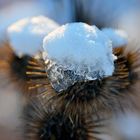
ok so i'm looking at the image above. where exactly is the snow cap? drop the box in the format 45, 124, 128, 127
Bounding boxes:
102, 28, 128, 48
43, 23, 116, 92
7, 16, 59, 56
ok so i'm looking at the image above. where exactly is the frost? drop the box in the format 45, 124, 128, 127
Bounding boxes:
43, 23, 116, 92
7, 16, 59, 56
102, 28, 128, 48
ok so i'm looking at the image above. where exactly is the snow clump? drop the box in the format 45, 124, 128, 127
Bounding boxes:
102, 28, 128, 48
43, 23, 116, 92
7, 16, 59, 56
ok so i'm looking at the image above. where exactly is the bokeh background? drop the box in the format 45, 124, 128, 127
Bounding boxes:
0, 0, 140, 140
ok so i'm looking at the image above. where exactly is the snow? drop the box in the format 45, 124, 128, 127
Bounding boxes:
0, 1, 48, 41
43, 23, 116, 92
7, 16, 59, 56
0, 0, 75, 42
102, 28, 128, 47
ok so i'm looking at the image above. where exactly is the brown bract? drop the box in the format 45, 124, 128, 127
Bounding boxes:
23, 44, 140, 140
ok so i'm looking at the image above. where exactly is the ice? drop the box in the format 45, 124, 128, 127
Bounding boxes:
7, 16, 59, 56
102, 28, 128, 48
43, 23, 116, 92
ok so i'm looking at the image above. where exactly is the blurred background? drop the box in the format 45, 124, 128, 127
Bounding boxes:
0, 0, 140, 140
1, 0, 140, 41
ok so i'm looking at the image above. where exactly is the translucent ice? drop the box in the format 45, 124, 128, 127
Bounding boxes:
43, 23, 116, 92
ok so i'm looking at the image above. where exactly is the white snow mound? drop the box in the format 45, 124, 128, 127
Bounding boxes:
7, 16, 59, 56
0, 1, 48, 42
102, 28, 128, 48
43, 23, 116, 92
